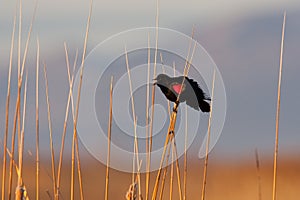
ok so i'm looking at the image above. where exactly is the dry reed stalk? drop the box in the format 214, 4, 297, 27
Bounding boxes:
56, 43, 78, 200
126, 182, 138, 200
160, 54, 171, 117
151, 101, 179, 200
147, 0, 160, 199
152, 27, 195, 200
169, 143, 174, 200
43, 64, 58, 198
272, 11, 286, 200
8, 1, 22, 198
255, 149, 262, 200
201, 70, 216, 200
125, 46, 142, 199
8, 1, 37, 197
70, 130, 75, 200
145, 32, 151, 200
176, 31, 196, 103
183, 105, 188, 200
17, 0, 22, 77
70, 1, 93, 199
171, 138, 182, 200
105, 76, 114, 200
15, 73, 28, 200
20, 1, 37, 79
5, 148, 29, 200
1, 7, 16, 200
35, 38, 40, 200
56, 44, 77, 199
134, 121, 142, 200
170, 30, 197, 200
158, 62, 172, 200
7, 73, 21, 200
168, 62, 176, 200
158, 143, 171, 200
182, 27, 194, 75
14, 2, 37, 194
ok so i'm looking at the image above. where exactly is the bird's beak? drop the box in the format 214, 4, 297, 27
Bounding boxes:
152, 78, 157, 85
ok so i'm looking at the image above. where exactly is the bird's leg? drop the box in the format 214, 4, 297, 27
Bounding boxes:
173, 101, 179, 113
169, 102, 179, 135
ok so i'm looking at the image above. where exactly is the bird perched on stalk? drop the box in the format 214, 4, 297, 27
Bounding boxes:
154, 74, 211, 112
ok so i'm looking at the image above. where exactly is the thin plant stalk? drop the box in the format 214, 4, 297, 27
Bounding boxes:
6, 150, 29, 200
255, 149, 262, 200
15, 73, 28, 200
43, 64, 57, 197
158, 143, 171, 200
176, 32, 197, 103
7, 73, 21, 200
201, 70, 216, 200
70, 132, 75, 200
35, 38, 40, 200
148, 1, 160, 198
160, 54, 171, 117
125, 47, 141, 199
157, 62, 172, 200
17, 0, 22, 77
152, 28, 195, 200
8, 0, 22, 198
169, 143, 174, 200
182, 27, 194, 75
70, 1, 93, 199
151, 102, 179, 200
171, 138, 182, 200
134, 118, 141, 200
56, 43, 78, 200
1, 7, 16, 200
105, 77, 114, 200
8, 1, 37, 197
272, 11, 286, 200
145, 32, 151, 200
183, 105, 188, 200
169, 62, 176, 200
20, 0, 38, 79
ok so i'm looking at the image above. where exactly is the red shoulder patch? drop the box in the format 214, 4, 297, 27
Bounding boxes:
172, 84, 184, 94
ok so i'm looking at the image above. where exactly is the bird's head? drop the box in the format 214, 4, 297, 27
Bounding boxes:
153, 74, 170, 85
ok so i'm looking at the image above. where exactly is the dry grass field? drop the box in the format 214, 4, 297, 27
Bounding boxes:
1, 155, 297, 199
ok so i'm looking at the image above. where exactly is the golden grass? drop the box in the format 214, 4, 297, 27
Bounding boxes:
272, 11, 286, 200
201, 70, 216, 200
70, 1, 93, 199
43, 64, 58, 197
35, 37, 40, 200
255, 149, 262, 200
15, 73, 28, 199
145, 32, 151, 200
183, 105, 187, 200
1, 5, 16, 200
105, 76, 114, 200
56, 43, 78, 200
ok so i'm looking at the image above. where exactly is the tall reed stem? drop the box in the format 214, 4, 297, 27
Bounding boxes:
201, 70, 216, 200
105, 77, 114, 200
272, 11, 286, 200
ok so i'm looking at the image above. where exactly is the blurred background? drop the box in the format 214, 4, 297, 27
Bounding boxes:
0, 0, 300, 199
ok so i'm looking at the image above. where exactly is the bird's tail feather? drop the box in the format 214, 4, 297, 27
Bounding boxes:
199, 100, 210, 112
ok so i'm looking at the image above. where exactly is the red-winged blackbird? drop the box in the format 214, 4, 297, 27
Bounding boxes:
154, 74, 211, 112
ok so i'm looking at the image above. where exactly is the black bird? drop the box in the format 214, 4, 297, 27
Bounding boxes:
154, 74, 211, 112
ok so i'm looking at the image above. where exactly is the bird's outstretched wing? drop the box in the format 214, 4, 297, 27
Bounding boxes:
182, 77, 210, 112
